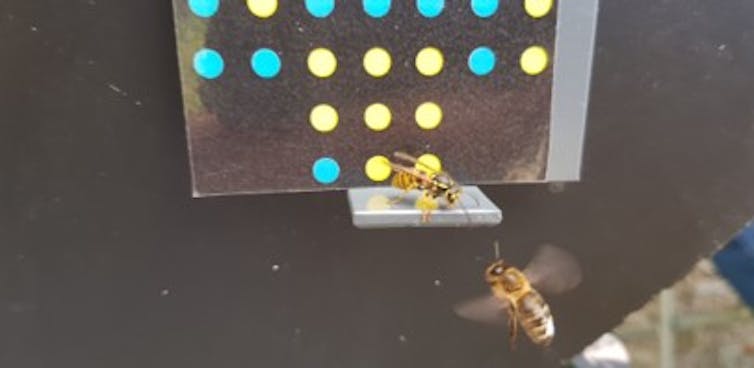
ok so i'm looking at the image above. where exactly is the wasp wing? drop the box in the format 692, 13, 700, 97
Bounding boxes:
388, 161, 434, 185
393, 152, 463, 190
453, 295, 509, 326
393, 151, 421, 165
393, 151, 444, 175
523, 244, 583, 295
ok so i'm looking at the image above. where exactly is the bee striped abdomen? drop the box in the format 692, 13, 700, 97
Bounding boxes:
517, 290, 555, 346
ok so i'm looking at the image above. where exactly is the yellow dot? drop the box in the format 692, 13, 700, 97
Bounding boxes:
247, 0, 278, 18
308, 48, 337, 78
416, 153, 442, 174
415, 102, 443, 130
520, 46, 549, 76
524, 0, 554, 18
309, 104, 338, 133
364, 103, 392, 131
363, 47, 392, 78
365, 155, 393, 182
415, 47, 444, 77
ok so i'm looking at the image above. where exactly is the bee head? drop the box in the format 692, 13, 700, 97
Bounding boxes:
486, 259, 524, 292
484, 260, 507, 283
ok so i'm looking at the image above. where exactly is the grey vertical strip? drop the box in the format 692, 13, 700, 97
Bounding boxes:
546, 0, 600, 181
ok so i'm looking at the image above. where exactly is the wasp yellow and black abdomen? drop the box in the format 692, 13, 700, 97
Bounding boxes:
391, 172, 418, 191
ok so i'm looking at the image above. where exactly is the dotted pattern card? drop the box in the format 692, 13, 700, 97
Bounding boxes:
172, 0, 598, 196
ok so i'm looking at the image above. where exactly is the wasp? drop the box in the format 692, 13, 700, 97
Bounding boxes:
388, 151, 463, 223
454, 243, 582, 348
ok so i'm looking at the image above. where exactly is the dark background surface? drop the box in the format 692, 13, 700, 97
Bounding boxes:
1, 0, 754, 367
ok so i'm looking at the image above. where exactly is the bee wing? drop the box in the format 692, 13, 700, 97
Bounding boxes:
523, 244, 583, 295
453, 295, 509, 326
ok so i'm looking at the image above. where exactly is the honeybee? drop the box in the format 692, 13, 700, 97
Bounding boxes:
454, 244, 582, 348
388, 151, 463, 222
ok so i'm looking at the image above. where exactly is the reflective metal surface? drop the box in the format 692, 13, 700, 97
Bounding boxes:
348, 186, 502, 228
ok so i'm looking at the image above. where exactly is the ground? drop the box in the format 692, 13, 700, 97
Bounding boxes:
613, 259, 754, 368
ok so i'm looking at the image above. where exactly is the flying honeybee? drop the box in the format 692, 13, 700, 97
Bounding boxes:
454, 243, 582, 348
388, 151, 463, 222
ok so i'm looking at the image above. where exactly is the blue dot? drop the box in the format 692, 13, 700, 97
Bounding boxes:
417, 0, 444, 18
193, 48, 224, 79
471, 0, 499, 18
251, 48, 282, 79
188, 0, 219, 18
468, 47, 496, 76
306, 0, 335, 18
363, 0, 391, 18
312, 157, 340, 184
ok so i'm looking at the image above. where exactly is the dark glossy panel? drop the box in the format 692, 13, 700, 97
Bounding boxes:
1, 1, 754, 367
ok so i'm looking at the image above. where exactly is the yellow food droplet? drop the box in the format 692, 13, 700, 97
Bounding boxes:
363, 47, 392, 78
364, 103, 392, 131
366, 195, 392, 210
415, 102, 443, 130
247, 0, 278, 18
415, 193, 439, 211
520, 46, 549, 76
415, 47, 444, 77
309, 104, 339, 133
308, 48, 338, 78
416, 153, 442, 173
365, 155, 393, 182
524, 0, 553, 18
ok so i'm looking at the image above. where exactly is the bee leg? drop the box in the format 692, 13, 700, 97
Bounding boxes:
507, 307, 519, 351
415, 192, 439, 223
